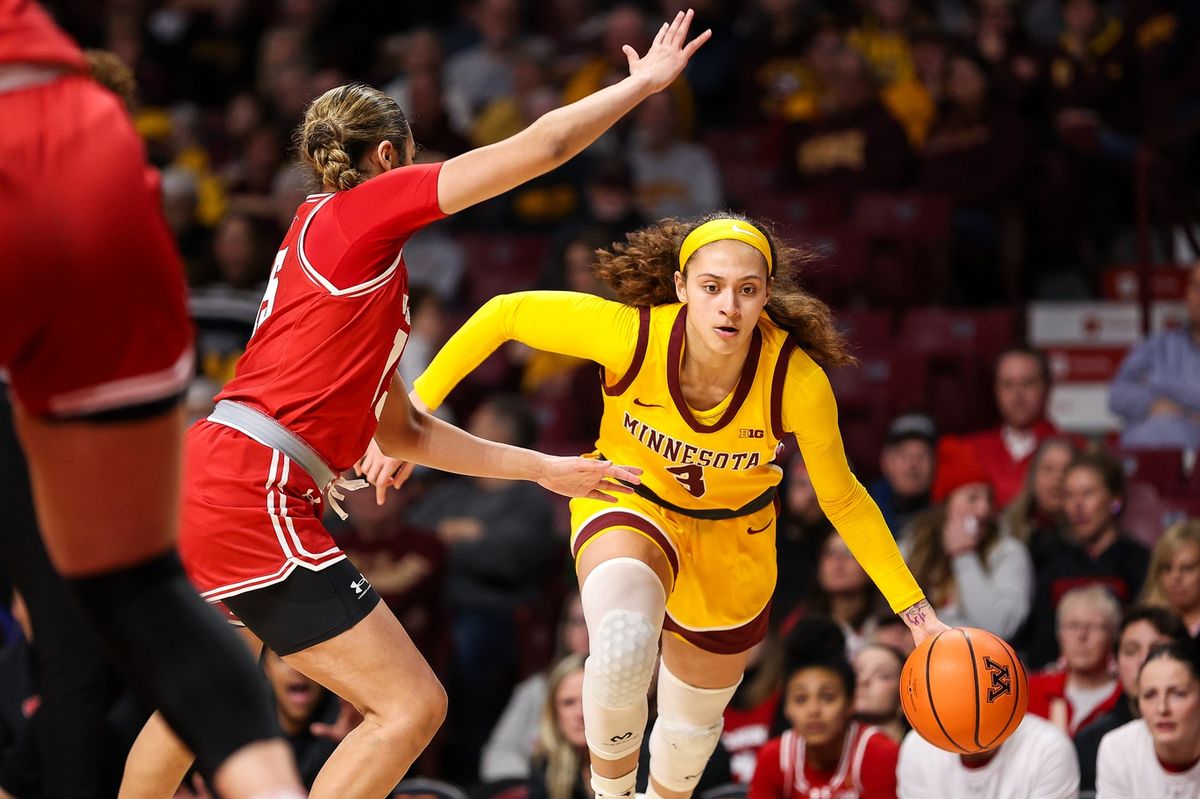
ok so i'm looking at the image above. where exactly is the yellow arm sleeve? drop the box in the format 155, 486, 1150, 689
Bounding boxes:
413, 291, 640, 410
782, 353, 926, 613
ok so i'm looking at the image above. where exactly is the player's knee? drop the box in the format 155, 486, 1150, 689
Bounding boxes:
367, 671, 447, 747
648, 718, 724, 792
587, 607, 659, 707
580, 557, 666, 708
648, 662, 739, 793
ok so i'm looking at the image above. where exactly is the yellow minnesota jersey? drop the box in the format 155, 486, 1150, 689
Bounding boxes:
415, 291, 924, 616
596, 303, 792, 516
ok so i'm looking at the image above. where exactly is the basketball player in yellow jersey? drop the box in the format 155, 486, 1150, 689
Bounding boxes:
362, 213, 950, 799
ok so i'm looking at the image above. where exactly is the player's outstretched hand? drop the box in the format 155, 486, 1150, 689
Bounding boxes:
537, 457, 643, 501
354, 437, 415, 505
625, 8, 711, 95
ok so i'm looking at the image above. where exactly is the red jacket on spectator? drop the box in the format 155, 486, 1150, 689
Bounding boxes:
722, 688, 780, 784
749, 723, 898, 799
1027, 669, 1122, 737
965, 420, 1059, 507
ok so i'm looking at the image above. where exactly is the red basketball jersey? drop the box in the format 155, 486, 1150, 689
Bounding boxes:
216, 162, 444, 472
0, 1, 86, 69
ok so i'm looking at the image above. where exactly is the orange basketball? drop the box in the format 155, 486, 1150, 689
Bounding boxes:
899, 627, 1028, 754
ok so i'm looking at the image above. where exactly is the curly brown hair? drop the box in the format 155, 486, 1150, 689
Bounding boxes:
594, 212, 856, 367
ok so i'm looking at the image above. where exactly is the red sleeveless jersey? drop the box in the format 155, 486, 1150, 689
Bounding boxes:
0, 1, 86, 69
216, 162, 444, 472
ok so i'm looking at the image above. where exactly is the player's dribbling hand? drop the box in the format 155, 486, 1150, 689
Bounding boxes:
354, 437, 415, 505
536, 457, 643, 501
901, 599, 952, 647
624, 8, 711, 95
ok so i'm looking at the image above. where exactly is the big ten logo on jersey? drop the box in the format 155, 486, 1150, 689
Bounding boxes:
254, 247, 288, 334
738, 428, 764, 438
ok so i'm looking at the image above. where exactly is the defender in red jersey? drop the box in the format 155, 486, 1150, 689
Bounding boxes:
1, 2, 304, 797
123, 13, 710, 799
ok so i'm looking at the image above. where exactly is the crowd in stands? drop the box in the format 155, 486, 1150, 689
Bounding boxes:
2, 0, 1200, 797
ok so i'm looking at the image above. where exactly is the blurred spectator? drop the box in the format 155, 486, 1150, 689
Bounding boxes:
897, 714, 1080, 799
1024, 448, 1152, 668
909, 29, 950, 108
902, 436, 1034, 640
397, 286, 449, 390
481, 591, 589, 782
853, 642, 908, 743
565, 4, 696, 144
444, 0, 537, 135
159, 165, 212, 285
0, 590, 38, 797
1108, 262, 1200, 449
383, 27, 445, 119
750, 618, 899, 799
1028, 585, 1123, 737
1047, 0, 1137, 136
965, 347, 1059, 508
773, 455, 834, 627
778, 43, 913, 217
221, 125, 287, 219
919, 49, 1028, 304
1096, 642, 1200, 796
868, 612, 917, 658
868, 412, 937, 541
847, 0, 937, 145
628, 90, 723, 220
848, 0, 926, 88
734, 0, 828, 122
407, 70, 472, 163
781, 528, 883, 656
1141, 519, 1200, 640
528, 653, 589, 799
472, 45, 560, 146
335, 482, 449, 664
261, 649, 343, 788
269, 163, 312, 237
187, 212, 273, 419
405, 395, 557, 781
721, 636, 783, 784
1001, 436, 1078, 572
554, 157, 648, 250
1073, 604, 1190, 795
970, 0, 1046, 113
540, 231, 614, 295
404, 223, 468, 302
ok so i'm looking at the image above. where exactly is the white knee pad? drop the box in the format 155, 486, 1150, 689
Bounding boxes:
581, 558, 666, 760
648, 662, 740, 793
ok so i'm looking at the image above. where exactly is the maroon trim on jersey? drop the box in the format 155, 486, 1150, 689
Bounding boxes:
667, 305, 762, 434
769, 338, 798, 441
603, 306, 651, 396
663, 602, 771, 655
572, 511, 679, 579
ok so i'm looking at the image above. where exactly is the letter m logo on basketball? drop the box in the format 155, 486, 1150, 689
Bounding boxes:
983, 657, 1012, 703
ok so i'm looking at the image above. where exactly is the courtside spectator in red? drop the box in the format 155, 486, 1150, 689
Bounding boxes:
965, 347, 1059, 508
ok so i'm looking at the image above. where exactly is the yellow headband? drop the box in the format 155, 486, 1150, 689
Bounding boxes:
678, 218, 773, 274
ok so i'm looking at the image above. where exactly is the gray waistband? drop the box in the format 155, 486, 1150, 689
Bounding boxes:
208, 400, 335, 491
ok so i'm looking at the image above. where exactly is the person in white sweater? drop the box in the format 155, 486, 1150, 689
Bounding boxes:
1097, 641, 1200, 799
898, 714, 1080, 799
901, 436, 1034, 639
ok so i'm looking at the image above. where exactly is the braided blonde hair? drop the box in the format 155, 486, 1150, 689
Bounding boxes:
297, 83, 410, 191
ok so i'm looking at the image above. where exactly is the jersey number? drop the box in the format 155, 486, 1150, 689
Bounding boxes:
666, 464, 707, 498
253, 247, 288, 334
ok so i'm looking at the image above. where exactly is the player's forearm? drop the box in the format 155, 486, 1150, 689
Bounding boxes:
525, 75, 653, 169
376, 405, 546, 483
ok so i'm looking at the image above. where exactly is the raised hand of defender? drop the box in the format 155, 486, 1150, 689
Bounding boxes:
624, 8, 711, 94
537, 457, 643, 502
354, 437, 415, 506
